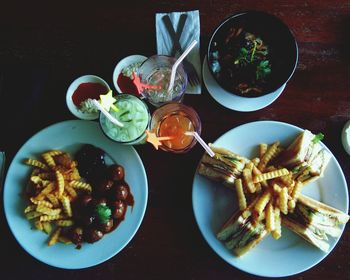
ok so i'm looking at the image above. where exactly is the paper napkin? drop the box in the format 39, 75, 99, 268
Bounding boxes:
155, 10, 201, 94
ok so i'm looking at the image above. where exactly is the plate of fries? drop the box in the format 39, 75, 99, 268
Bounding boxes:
3, 120, 148, 269
192, 120, 348, 277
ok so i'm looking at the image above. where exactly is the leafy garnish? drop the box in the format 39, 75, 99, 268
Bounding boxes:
222, 155, 240, 164
234, 47, 250, 65
256, 60, 271, 80
231, 33, 272, 84
95, 204, 111, 224
312, 133, 324, 144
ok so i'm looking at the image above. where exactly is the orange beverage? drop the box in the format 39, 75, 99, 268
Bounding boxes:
150, 103, 201, 153
158, 112, 195, 150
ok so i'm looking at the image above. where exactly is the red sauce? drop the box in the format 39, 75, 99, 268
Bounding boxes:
117, 73, 139, 95
72, 82, 109, 106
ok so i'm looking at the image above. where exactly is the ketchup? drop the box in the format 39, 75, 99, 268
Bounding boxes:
117, 73, 139, 95
72, 82, 109, 106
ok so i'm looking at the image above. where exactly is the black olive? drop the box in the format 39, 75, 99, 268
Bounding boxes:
81, 214, 96, 227
112, 200, 126, 219
79, 194, 93, 208
84, 228, 104, 243
114, 184, 129, 201
71, 227, 84, 245
108, 164, 125, 181
92, 197, 107, 207
99, 219, 114, 233
95, 179, 114, 195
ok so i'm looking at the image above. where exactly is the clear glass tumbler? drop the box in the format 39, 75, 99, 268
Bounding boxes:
99, 94, 150, 145
150, 103, 201, 153
137, 55, 188, 107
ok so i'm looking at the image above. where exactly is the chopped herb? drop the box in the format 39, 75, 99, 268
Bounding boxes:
95, 204, 111, 224
256, 60, 271, 80
312, 133, 324, 144
234, 47, 250, 65
211, 30, 271, 95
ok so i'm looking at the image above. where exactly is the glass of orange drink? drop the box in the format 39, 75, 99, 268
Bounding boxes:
150, 103, 201, 153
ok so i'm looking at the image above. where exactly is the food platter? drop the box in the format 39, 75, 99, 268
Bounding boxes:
3, 120, 148, 269
192, 120, 348, 277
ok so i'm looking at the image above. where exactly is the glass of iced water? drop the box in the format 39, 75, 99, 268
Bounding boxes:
137, 55, 188, 107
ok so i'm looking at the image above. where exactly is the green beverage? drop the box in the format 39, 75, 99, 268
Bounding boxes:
99, 94, 150, 144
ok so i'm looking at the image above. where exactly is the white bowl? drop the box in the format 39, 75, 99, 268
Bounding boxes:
112, 54, 147, 93
342, 120, 350, 155
66, 75, 110, 120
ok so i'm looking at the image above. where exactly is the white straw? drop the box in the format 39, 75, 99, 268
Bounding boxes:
185, 131, 215, 157
92, 99, 124, 127
167, 40, 198, 92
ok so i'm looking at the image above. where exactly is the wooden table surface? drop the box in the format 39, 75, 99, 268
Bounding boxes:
1, 1, 350, 279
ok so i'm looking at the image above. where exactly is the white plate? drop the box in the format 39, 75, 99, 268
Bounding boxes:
192, 120, 348, 277
202, 56, 286, 112
3, 120, 148, 269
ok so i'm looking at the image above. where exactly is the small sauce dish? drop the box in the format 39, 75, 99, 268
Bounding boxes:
66, 75, 110, 120
113, 54, 147, 94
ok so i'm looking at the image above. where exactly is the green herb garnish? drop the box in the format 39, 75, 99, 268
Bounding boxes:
312, 133, 324, 144
234, 47, 250, 65
232, 33, 271, 84
256, 60, 271, 80
95, 204, 112, 224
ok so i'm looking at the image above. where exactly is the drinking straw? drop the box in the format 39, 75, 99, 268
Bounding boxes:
185, 131, 215, 157
92, 99, 124, 127
167, 40, 198, 92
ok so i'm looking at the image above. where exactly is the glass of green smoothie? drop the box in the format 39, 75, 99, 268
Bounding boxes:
99, 94, 150, 145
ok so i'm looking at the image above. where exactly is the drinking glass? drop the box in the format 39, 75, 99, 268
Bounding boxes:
137, 55, 188, 107
150, 103, 201, 153
99, 94, 150, 145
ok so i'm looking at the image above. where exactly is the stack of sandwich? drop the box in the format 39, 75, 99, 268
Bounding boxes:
198, 130, 349, 256
197, 146, 249, 188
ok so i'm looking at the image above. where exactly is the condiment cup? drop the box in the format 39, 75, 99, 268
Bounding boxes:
113, 54, 147, 94
66, 75, 110, 120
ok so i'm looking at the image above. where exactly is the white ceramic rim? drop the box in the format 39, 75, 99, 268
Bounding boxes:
202, 55, 286, 112
112, 55, 147, 93
66, 75, 110, 120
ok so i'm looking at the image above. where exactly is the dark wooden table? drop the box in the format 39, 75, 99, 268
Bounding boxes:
1, 1, 350, 279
